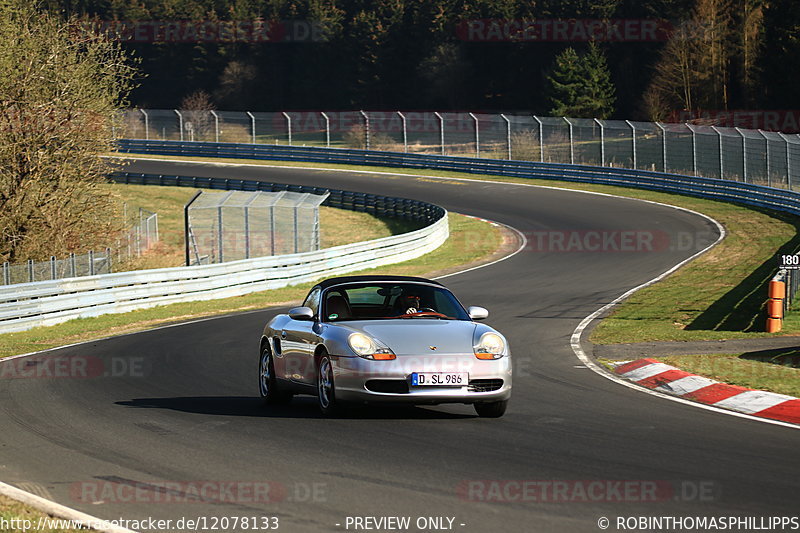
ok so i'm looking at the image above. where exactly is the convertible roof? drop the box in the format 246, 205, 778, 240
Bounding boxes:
314, 275, 444, 289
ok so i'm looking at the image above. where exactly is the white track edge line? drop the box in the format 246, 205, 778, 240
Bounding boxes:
0, 481, 137, 533
567, 205, 799, 430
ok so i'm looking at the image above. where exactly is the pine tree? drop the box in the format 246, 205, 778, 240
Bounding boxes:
574, 42, 616, 119
547, 48, 583, 116
547, 44, 616, 118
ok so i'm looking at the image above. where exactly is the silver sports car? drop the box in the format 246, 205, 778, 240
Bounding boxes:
258, 275, 512, 417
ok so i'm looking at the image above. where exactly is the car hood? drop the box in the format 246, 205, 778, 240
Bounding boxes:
343, 319, 477, 355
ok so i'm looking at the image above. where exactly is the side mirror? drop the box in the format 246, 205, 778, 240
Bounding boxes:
288, 306, 315, 320
467, 306, 489, 320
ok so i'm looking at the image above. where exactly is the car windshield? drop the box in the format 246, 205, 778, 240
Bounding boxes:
321, 282, 470, 322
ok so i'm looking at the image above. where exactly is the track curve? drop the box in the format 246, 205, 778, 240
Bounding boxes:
0, 159, 797, 533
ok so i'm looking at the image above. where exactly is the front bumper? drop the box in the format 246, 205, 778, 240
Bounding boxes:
331, 353, 512, 404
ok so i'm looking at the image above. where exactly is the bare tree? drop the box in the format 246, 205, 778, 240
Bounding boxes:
180, 90, 216, 141
644, 0, 735, 120
0, 1, 137, 262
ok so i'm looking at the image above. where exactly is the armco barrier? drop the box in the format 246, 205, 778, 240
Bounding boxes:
0, 175, 447, 334
118, 139, 800, 217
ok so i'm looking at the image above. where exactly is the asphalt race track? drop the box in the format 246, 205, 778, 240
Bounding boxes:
1, 159, 798, 533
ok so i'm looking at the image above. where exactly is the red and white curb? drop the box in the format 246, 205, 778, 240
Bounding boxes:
613, 358, 800, 425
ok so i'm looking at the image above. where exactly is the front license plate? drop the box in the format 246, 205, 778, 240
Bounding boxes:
411, 372, 468, 387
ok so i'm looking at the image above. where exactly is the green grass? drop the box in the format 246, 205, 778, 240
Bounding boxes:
590, 202, 799, 343
660, 352, 800, 397
0, 213, 502, 359
0, 495, 83, 533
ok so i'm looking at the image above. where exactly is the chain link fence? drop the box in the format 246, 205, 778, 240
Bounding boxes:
186, 190, 328, 265
2, 207, 159, 286
122, 109, 800, 189
2, 250, 112, 285
113, 206, 160, 265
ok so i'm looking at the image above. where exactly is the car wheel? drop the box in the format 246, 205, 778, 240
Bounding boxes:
474, 400, 508, 418
259, 344, 291, 405
317, 352, 340, 416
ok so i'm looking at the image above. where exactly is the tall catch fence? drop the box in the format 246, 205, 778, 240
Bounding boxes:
123, 110, 800, 189
186, 190, 328, 265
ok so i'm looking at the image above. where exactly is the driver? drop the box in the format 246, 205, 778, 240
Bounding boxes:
395, 294, 421, 315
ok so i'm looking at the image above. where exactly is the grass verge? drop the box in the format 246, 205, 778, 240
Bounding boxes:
0, 212, 504, 360
0, 495, 82, 533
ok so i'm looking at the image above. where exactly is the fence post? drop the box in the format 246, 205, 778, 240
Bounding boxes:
656, 122, 667, 172
246, 111, 256, 144
434, 112, 444, 155
106, 247, 112, 273
779, 132, 792, 190
360, 110, 370, 150
625, 120, 637, 169
321, 112, 330, 148
533, 116, 544, 162
174, 110, 184, 142
564, 117, 574, 165
70, 253, 76, 277
244, 206, 250, 259
500, 114, 511, 160
397, 112, 408, 153
293, 206, 299, 253
140, 109, 149, 140
712, 126, 724, 178
282, 112, 292, 145
759, 130, 771, 187
469, 112, 480, 157
2, 262, 7, 285
270, 204, 276, 256
89, 251, 95, 276
50, 256, 56, 280
594, 118, 605, 166
27, 259, 33, 283
735, 127, 748, 182
686, 124, 698, 176
210, 110, 220, 143
184, 190, 202, 266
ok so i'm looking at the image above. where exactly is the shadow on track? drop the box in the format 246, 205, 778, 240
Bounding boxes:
115, 396, 475, 420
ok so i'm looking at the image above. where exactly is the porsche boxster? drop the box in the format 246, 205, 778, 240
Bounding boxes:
258, 275, 512, 417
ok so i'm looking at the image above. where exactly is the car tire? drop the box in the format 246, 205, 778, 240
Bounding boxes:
474, 400, 508, 418
259, 344, 292, 405
317, 352, 341, 416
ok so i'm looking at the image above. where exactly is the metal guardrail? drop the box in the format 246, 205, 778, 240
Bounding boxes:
119, 139, 800, 217
0, 173, 448, 334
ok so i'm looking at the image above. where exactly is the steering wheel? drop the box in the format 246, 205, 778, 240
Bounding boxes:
395, 310, 448, 318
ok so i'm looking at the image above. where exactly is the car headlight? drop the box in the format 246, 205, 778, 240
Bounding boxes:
348, 333, 396, 360
474, 332, 505, 360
